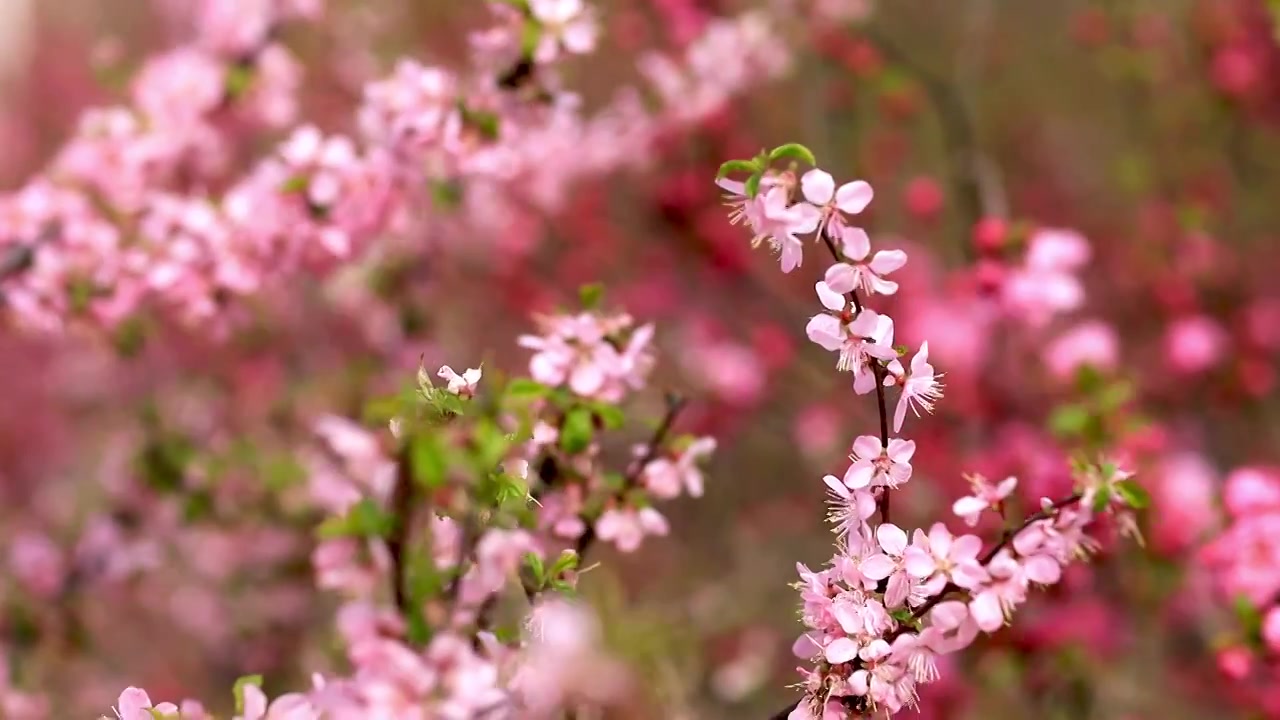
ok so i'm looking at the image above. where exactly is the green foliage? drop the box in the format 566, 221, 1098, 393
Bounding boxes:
716, 159, 759, 178
224, 65, 255, 99
317, 498, 396, 539
768, 142, 817, 166
744, 172, 763, 198
578, 283, 605, 310
504, 378, 549, 400
232, 675, 263, 714
560, 406, 594, 454
409, 433, 449, 489
1114, 478, 1150, 509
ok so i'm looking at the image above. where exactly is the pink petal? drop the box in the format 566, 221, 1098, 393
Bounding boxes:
801, 169, 836, 205
860, 553, 896, 580
843, 462, 875, 490
903, 548, 936, 578
877, 523, 909, 555
823, 262, 859, 295
969, 592, 1005, 632
839, 226, 871, 260
886, 438, 916, 463
815, 281, 846, 312
118, 688, 153, 717
1022, 555, 1062, 585
851, 434, 883, 459
835, 180, 874, 214
824, 637, 860, 664
869, 249, 908, 275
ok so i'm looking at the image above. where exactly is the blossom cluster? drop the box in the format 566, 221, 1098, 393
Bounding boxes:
99, 298, 713, 718
0, 0, 829, 337
714, 148, 1143, 718
1199, 466, 1280, 710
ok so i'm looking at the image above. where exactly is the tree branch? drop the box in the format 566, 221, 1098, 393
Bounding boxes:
574, 392, 687, 558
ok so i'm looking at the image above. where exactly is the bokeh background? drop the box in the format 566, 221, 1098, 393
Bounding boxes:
2, 1, 1279, 718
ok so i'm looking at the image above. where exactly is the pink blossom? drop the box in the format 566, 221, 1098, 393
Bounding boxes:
1043, 320, 1120, 380
759, 186, 821, 273
1224, 467, 1280, 517
641, 437, 716, 499
529, 0, 599, 63
833, 225, 907, 296
859, 524, 920, 608
438, 365, 482, 396
1164, 315, 1229, 374
1263, 606, 1280, 653
800, 168, 873, 239
113, 688, 179, 720
968, 551, 1028, 632
595, 507, 668, 553
844, 435, 915, 490
903, 523, 987, 591
951, 475, 1018, 526
885, 342, 944, 432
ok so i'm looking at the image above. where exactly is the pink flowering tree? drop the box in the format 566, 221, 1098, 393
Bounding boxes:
713, 147, 1147, 718
3, 0, 1280, 718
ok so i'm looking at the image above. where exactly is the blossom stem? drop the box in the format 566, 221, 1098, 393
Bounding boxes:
387, 442, 419, 615
574, 393, 687, 558
819, 231, 892, 521
768, 700, 801, 720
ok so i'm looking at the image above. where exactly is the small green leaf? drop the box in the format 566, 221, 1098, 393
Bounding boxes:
233, 675, 263, 714
560, 407, 594, 454
1091, 486, 1112, 513
520, 20, 541, 56
225, 65, 255, 99
506, 378, 549, 400
1049, 404, 1091, 438
549, 549, 579, 576
589, 402, 625, 430
1114, 479, 1150, 509
579, 283, 605, 310
410, 434, 448, 489
280, 175, 309, 194
716, 159, 759, 179
768, 143, 817, 166
1234, 594, 1264, 641
317, 499, 395, 539
525, 552, 546, 584
744, 172, 763, 199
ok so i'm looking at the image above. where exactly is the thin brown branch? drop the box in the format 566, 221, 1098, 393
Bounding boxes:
574, 392, 687, 558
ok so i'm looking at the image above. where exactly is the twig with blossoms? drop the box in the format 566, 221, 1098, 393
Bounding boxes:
715, 145, 1147, 719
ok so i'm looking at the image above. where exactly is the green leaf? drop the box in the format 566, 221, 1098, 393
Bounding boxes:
233, 674, 263, 714
505, 378, 549, 400
768, 143, 817, 166
744, 172, 763, 199
225, 65, 255, 99
520, 20, 541, 56
1090, 486, 1112, 513
1114, 479, 1150, 509
560, 407, 594, 454
410, 434, 448, 489
1049, 404, 1091, 438
1234, 594, 1264, 641
589, 402, 625, 430
280, 175, 309, 194
549, 549, 579, 576
579, 283, 605, 310
430, 179, 463, 210
472, 419, 511, 470
525, 552, 546, 584
716, 159, 759, 179
317, 499, 395, 539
